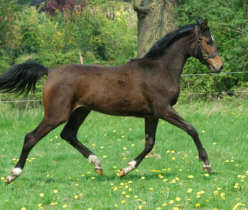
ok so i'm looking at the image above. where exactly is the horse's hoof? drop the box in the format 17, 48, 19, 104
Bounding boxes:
119, 169, 126, 177
203, 164, 211, 173
95, 168, 103, 175
5, 176, 14, 184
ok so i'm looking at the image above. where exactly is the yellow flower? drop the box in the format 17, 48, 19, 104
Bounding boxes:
40, 193, 45, 197
187, 188, 192, 193
187, 175, 194, 179
233, 202, 245, 210
162, 202, 167, 206
195, 203, 200, 208
149, 187, 154, 191
220, 192, 225, 200
138, 205, 143, 209
74, 195, 79, 200
63, 204, 68, 208
21, 207, 27, 210
121, 199, 126, 204
53, 189, 58, 194
176, 197, 181, 201
50, 202, 57, 206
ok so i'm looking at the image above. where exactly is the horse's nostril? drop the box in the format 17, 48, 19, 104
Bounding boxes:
219, 64, 223, 71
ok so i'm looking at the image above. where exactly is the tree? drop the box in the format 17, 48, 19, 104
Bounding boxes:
133, 0, 178, 57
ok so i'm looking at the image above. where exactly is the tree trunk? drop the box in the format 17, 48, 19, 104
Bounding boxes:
133, 0, 178, 57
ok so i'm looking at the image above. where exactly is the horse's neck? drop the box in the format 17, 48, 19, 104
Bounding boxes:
160, 38, 190, 82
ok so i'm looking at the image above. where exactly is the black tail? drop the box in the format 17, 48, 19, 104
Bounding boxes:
0, 60, 48, 95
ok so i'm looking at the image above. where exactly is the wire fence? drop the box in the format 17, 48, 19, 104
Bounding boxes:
0, 71, 248, 103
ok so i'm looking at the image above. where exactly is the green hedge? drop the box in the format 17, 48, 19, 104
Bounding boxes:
0, 1, 136, 100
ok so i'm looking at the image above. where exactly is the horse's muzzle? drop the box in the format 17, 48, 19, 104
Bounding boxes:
210, 64, 223, 73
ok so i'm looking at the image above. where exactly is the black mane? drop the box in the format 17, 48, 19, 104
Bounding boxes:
144, 24, 196, 59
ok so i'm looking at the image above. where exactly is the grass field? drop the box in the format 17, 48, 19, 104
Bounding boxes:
0, 98, 247, 210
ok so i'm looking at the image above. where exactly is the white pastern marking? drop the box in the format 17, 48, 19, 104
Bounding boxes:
123, 160, 136, 174
88, 155, 102, 169
203, 164, 211, 168
12, 168, 22, 176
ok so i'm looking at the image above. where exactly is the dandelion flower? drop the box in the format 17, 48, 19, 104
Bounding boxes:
187, 175, 194, 179
220, 192, 225, 200
40, 193, 45, 197
53, 189, 58, 194
63, 204, 68, 208
195, 203, 200, 208
176, 197, 181, 201
187, 188, 192, 193
162, 202, 167, 206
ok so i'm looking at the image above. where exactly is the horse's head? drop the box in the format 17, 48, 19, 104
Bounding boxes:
193, 18, 223, 73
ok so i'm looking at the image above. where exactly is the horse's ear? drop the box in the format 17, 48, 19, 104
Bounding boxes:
196, 18, 203, 26
200, 19, 208, 31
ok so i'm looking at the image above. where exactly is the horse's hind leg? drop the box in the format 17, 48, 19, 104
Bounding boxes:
5, 119, 63, 183
120, 117, 158, 177
60, 107, 103, 175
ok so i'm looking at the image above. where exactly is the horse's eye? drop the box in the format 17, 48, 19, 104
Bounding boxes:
207, 40, 213, 45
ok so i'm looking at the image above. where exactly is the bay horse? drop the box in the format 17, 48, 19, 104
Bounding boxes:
0, 19, 223, 183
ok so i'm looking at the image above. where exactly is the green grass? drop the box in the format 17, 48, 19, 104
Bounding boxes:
0, 99, 247, 210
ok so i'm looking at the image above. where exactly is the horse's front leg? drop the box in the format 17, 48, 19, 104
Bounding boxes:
120, 117, 158, 177
160, 106, 211, 173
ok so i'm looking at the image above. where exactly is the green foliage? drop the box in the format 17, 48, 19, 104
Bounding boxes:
0, 1, 136, 69
0, 1, 136, 99
176, 0, 248, 99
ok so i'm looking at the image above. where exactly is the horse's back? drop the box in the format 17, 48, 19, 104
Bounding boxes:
43, 63, 153, 116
